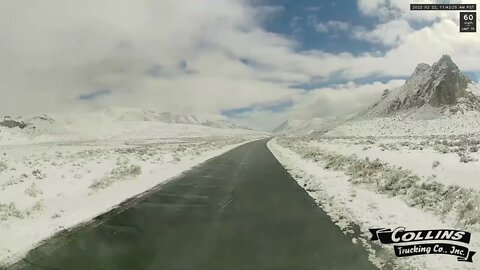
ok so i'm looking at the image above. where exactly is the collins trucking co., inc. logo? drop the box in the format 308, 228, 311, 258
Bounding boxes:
369, 227, 476, 263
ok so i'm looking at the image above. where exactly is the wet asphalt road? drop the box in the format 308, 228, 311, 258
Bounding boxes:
15, 139, 376, 270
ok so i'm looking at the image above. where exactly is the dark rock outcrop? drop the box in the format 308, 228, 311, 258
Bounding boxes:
0, 117, 28, 129
359, 55, 479, 118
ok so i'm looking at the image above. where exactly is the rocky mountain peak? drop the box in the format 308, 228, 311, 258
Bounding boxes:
427, 55, 469, 106
358, 55, 480, 118
435, 54, 456, 68
411, 63, 430, 77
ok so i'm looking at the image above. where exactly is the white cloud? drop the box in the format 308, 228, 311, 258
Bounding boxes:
315, 23, 329, 33
0, 0, 291, 116
315, 20, 350, 33
0, 0, 478, 130
358, 0, 433, 21
255, 5, 285, 21
232, 79, 405, 130
352, 19, 413, 46
357, 0, 468, 22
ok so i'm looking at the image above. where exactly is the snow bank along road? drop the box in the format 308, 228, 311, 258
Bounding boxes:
0, 136, 258, 266
269, 137, 480, 270
12, 139, 375, 270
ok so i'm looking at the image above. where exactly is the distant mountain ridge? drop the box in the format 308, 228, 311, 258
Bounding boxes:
101, 107, 248, 129
0, 107, 263, 145
2, 107, 248, 131
271, 119, 307, 133
272, 117, 341, 135
358, 55, 480, 119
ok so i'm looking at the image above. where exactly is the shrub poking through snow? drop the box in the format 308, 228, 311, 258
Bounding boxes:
25, 183, 43, 197
116, 156, 129, 165
0, 118, 28, 129
277, 137, 480, 229
129, 165, 142, 175
433, 144, 449, 153
458, 151, 478, 163
0, 162, 7, 172
32, 169, 46, 179
432, 160, 440, 168
173, 154, 181, 162
25, 200, 45, 216
459, 155, 476, 163
89, 164, 142, 190
32, 201, 44, 212
0, 202, 23, 220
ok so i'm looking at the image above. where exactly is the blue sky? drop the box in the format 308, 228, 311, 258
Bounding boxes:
223, 0, 394, 118
1, 0, 478, 130
219, 0, 480, 129
255, 0, 381, 54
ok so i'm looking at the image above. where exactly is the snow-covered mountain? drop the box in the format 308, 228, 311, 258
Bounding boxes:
272, 117, 341, 135
99, 107, 245, 129
324, 55, 480, 138
358, 55, 480, 119
0, 107, 263, 145
272, 119, 308, 133
2, 107, 245, 130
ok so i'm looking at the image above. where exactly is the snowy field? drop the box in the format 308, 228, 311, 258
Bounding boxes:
326, 111, 480, 138
267, 71, 480, 269
0, 135, 264, 266
269, 135, 480, 270
0, 108, 267, 267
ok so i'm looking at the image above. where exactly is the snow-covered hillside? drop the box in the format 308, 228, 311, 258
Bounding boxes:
272, 117, 342, 135
325, 111, 480, 138
269, 55, 480, 269
357, 55, 480, 119
0, 107, 262, 145
325, 55, 480, 138
269, 137, 480, 270
0, 107, 267, 267
101, 107, 247, 129
0, 136, 265, 266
